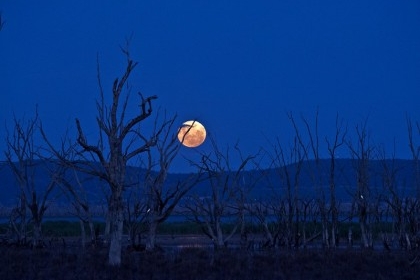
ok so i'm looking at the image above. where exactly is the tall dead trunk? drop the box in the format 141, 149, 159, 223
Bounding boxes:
104, 211, 111, 238
88, 220, 95, 244
347, 120, 374, 249
329, 159, 338, 248
108, 190, 124, 266
79, 220, 86, 249
146, 219, 158, 251
32, 220, 42, 248
262, 221, 274, 246
248, 200, 275, 248
71, 50, 158, 265
359, 207, 369, 248
215, 219, 225, 249
326, 114, 347, 248
10, 193, 28, 245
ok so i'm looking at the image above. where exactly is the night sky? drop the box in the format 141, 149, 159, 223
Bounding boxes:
1, 1, 419, 172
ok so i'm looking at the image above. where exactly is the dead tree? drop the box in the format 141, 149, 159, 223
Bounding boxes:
142, 114, 203, 251
264, 132, 306, 249
325, 114, 347, 248
347, 119, 375, 248
378, 146, 405, 249
73, 50, 159, 265
234, 144, 263, 249
296, 110, 333, 248
60, 170, 97, 249
4, 111, 61, 248
287, 113, 312, 248
300, 198, 320, 248
247, 199, 276, 248
40, 126, 101, 249
124, 185, 148, 250
8, 193, 27, 246
185, 138, 255, 249
381, 116, 420, 250
291, 111, 347, 248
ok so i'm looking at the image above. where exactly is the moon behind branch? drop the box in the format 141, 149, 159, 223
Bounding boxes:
177, 120, 207, 148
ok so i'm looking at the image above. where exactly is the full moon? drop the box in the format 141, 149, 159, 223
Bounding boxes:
177, 120, 207, 148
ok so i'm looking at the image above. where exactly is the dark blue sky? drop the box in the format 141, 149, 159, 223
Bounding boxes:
1, 1, 419, 172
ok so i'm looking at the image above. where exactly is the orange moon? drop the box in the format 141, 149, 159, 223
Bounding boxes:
177, 120, 207, 148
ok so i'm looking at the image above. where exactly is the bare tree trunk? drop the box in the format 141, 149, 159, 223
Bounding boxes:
79, 220, 86, 249
287, 113, 310, 249
330, 206, 338, 247
88, 217, 95, 244
262, 221, 274, 246
329, 155, 338, 249
299, 111, 328, 248
347, 120, 375, 249
239, 206, 248, 249
32, 220, 42, 248
28, 184, 55, 249
329, 158, 338, 248
247, 200, 275, 248
104, 211, 111, 238
108, 191, 124, 266
348, 227, 353, 248
146, 220, 158, 251
215, 220, 225, 249
10, 193, 28, 245
359, 215, 369, 248
325, 113, 347, 249
319, 203, 329, 248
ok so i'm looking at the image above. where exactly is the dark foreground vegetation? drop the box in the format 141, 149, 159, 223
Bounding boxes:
2, 221, 420, 279
1, 244, 420, 280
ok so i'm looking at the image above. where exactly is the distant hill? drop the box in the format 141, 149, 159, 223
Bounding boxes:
0, 159, 417, 213
247, 158, 417, 202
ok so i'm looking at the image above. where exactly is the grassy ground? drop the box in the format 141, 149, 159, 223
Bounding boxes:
0, 245, 419, 280
1, 221, 420, 279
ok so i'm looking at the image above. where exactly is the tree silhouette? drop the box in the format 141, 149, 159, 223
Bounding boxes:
74, 49, 160, 266
5, 110, 62, 248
